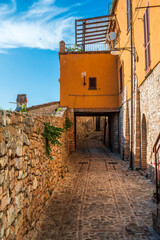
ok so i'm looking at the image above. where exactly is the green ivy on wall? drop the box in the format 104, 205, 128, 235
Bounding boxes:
42, 122, 64, 159
63, 117, 73, 131
43, 117, 72, 159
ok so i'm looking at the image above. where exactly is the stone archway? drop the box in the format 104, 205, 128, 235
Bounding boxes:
141, 114, 147, 170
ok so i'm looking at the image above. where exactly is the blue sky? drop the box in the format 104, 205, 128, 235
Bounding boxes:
0, 0, 111, 110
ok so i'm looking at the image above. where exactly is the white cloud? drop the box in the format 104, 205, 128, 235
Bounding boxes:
0, 0, 16, 16
0, 0, 76, 52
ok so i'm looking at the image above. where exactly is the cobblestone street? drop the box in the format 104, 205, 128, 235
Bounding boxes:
30, 140, 160, 240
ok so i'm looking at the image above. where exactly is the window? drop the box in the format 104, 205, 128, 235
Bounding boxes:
143, 7, 151, 72
89, 77, 97, 90
126, 0, 131, 31
120, 66, 123, 93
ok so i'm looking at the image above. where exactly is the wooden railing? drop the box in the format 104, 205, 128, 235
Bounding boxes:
153, 132, 160, 205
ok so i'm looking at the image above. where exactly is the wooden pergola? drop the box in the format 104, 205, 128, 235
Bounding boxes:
75, 14, 116, 50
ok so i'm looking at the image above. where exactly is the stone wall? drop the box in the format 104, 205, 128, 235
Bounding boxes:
76, 117, 96, 141
76, 116, 105, 143
119, 62, 160, 177
139, 63, 160, 176
110, 113, 119, 152
0, 109, 71, 240
27, 102, 60, 115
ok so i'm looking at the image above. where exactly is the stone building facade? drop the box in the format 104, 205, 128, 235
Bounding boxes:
119, 62, 160, 178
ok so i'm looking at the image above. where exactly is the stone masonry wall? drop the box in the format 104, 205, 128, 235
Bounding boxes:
76, 117, 105, 143
27, 103, 60, 115
76, 117, 96, 141
0, 109, 70, 240
119, 62, 160, 178
110, 113, 119, 152
139, 63, 160, 176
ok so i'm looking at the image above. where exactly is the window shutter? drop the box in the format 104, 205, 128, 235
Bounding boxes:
126, 0, 130, 31
143, 13, 146, 48
143, 7, 151, 72
146, 7, 151, 67
146, 8, 150, 43
143, 12, 147, 71
120, 66, 123, 93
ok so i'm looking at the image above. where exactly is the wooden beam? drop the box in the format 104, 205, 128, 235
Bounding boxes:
76, 14, 115, 22
77, 32, 106, 39
76, 24, 108, 31
76, 29, 107, 36
77, 36, 106, 43
76, 20, 110, 27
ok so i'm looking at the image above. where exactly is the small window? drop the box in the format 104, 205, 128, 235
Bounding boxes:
89, 77, 97, 90
120, 66, 123, 93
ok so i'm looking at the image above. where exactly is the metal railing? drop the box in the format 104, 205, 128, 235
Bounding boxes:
65, 43, 109, 52
153, 132, 160, 206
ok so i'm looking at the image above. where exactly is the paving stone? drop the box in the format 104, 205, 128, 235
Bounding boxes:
27, 140, 160, 240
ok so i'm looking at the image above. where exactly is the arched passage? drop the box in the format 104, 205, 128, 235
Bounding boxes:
141, 114, 147, 170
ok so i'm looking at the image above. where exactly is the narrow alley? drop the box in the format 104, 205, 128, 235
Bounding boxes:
29, 140, 160, 240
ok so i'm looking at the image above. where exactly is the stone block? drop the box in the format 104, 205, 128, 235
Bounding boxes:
0, 225, 4, 238
16, 144, 23, 157
15, 181, 23, 195
9, 226, 15, 239
9, 167, 14, 181
7, 204, 15, 227
0, 133, 4, 143
23, 133, 30, 146
1, 193, 11, 211
17, 170, 23, 180
6, 228, 10, 238
0, 141, 7, 157
0, 171, 5, 185
15, 193, 24, 213
15, 158, 23, 170
33, 177, 38, 190
0, 156, 8, 170
22, 172, 27, 179
15, 213, 23, 235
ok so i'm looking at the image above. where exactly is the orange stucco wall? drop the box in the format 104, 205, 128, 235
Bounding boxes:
114, 0, 160, 101
59, 52, 119, 109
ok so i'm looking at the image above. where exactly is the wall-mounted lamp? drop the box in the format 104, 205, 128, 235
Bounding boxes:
81, 72, 86, 86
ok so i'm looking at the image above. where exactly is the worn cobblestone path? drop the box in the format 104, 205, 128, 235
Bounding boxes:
30, 140, 160, 240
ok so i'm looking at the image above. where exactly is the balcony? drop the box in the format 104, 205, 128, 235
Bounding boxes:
59, 14, 117, 53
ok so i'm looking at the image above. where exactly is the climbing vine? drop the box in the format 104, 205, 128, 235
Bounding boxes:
63, 117, 73, 131
42, 122, 64, 159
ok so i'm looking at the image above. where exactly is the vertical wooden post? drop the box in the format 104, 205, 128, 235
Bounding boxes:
75, 20, 77, 46
82, 21, 86, 51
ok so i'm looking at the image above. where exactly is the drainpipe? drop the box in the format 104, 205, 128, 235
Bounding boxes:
130, 0, 134, 169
